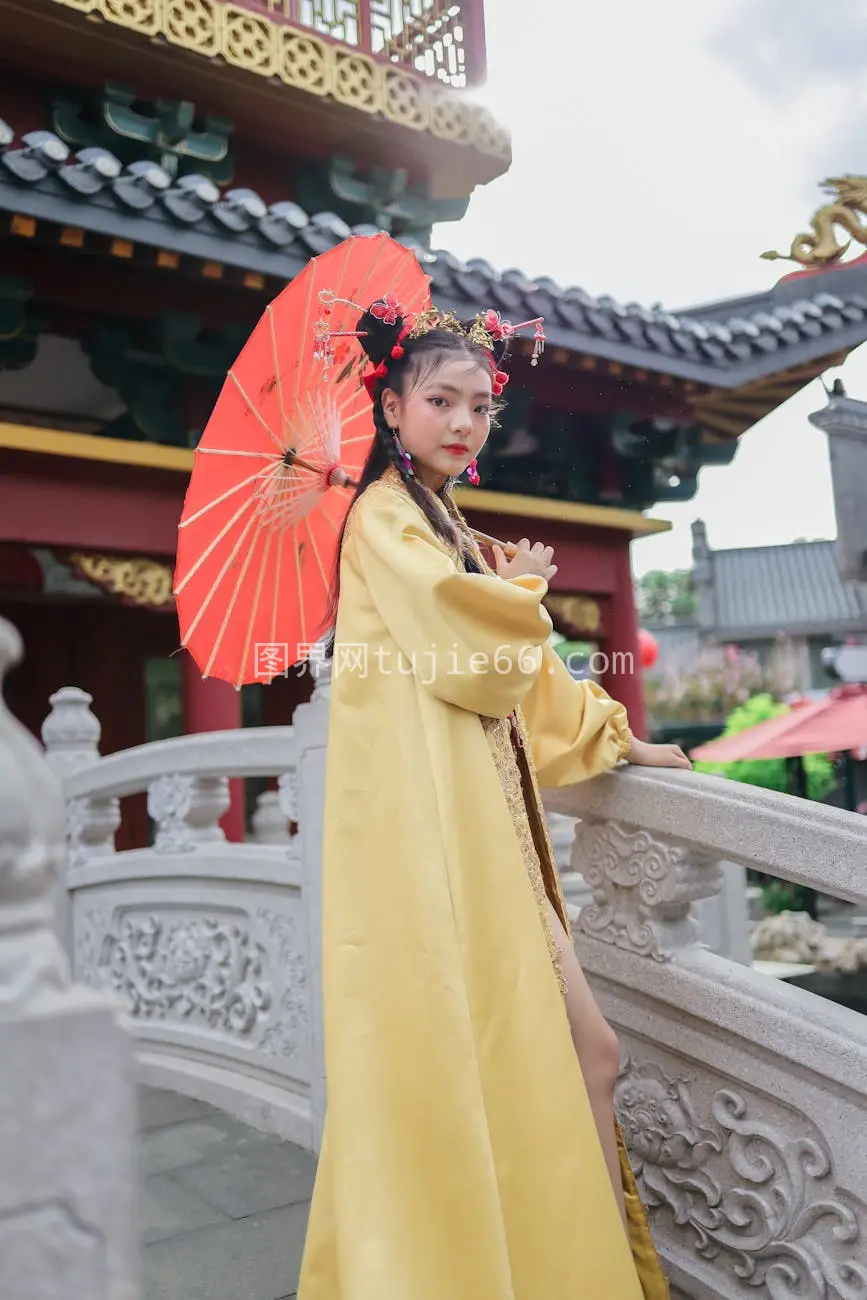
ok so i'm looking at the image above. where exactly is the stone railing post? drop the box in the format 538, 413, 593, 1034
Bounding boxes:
291, 656, 331, 1154
41, 686, 117, 956
0, 619, 140, 1300
570, 818, 724, 960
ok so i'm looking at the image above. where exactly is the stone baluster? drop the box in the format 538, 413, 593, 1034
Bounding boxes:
147, 773, 231, 853
570, 816, 724, 961
42, 686, 119, 954
251, 789, 293, 845
41, 686, 101, 774
0, 618, 140, 1300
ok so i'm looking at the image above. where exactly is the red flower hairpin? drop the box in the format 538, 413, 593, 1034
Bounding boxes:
481, 309, 513, 341
370, 294, 404, 326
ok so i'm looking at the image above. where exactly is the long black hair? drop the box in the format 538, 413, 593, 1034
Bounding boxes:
322, 309, 508, 647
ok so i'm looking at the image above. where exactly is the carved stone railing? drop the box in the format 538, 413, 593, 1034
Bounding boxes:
0, 620, 139, 1299
43, 671, 330, 1153
544, 770, 867, 1300
37, 648, 867, 1298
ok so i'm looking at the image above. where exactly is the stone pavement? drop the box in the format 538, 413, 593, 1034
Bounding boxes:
138, 1087, 315, 1300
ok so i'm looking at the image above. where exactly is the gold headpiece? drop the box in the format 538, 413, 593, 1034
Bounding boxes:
313, 290, 546, 391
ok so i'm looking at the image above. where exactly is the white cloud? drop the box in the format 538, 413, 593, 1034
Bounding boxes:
433, 0, 867, 574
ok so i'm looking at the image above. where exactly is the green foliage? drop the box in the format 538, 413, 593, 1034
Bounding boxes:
760, 881, 812, 916
693, 693, 836, 801
636, 568, 697, 622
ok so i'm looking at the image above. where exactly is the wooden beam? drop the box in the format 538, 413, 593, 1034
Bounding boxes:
0, 423, 194, 472
453, 486, 671, 536
0, 471, 184, 556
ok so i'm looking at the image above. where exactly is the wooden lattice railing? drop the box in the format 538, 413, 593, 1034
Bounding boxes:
236, 0, 486, 86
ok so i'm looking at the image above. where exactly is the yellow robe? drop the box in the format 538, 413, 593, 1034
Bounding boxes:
298, 472, 669, 1300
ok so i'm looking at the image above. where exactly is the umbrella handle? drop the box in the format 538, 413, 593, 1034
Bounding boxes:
471, 528, 517, 558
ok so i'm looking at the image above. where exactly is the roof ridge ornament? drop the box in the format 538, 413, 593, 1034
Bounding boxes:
762, 175, 867, 269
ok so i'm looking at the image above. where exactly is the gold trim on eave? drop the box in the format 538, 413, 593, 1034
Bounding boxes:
49, 0, 510, 161
0, 422, 195, 471
1, 423, 671, 535
452, 487, 671, 536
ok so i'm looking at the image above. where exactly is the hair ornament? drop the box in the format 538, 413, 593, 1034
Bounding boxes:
312, 284, 546, 389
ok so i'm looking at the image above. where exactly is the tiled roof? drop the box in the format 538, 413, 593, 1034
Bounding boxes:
710, 540, 867, 637
4, 127, 867, 388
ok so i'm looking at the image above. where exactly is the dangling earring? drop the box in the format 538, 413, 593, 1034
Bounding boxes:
466, 458, 480, 486
391, 427, 414, 479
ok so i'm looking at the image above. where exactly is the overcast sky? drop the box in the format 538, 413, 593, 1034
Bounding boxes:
432, 0, 867, 575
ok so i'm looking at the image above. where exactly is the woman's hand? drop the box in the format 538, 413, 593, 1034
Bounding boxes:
626, 738, 692, 770
493, 538, 558, 583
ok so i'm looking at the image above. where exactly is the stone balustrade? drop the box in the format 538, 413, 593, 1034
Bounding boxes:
545, 769, 867, 1300
0, 619, 139, 1299
43, 669, 330, 1153
23, 639, 867, 1300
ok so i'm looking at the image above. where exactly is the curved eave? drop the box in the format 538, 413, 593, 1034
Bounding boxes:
2, 171, 864, 409
2, 0, 509, 194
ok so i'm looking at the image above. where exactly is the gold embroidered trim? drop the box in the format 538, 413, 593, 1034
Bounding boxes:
512, 707, 572, 935
480, 715, 566, 997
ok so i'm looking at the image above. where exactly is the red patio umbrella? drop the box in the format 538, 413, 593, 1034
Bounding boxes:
689, 685, 867, 763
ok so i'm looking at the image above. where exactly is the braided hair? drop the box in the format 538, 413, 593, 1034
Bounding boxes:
322, 307, 509, 646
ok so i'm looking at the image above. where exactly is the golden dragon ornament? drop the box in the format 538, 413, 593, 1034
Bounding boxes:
762, 175, 867, 268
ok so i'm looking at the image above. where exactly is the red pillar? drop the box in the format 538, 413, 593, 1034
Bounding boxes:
182, 658, 246, 842
601, 540, 648, 741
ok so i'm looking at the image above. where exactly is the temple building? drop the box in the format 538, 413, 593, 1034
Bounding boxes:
4, 1, 867, 843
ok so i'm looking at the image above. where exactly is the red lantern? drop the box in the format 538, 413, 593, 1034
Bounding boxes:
638, 629, 658, 670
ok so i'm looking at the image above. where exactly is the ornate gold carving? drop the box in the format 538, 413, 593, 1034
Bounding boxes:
49, 0, 509, 160
382, 67, 428, 132
223, 4, 276, 74
471, 108, 510, 160
165, 0, 221, 56
762, 175, 867, 268
280, 30, 330, 95
101, 0, 160, 34
545, 594, 602, 636
70, 553, 174, 609
428, 94, 473, 146
332, 49, 379, 114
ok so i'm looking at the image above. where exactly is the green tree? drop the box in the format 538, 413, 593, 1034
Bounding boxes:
693, 693, 836, 801
636, 569, 696, 622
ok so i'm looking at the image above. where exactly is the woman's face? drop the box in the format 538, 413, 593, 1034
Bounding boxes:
381, 354, 493, 491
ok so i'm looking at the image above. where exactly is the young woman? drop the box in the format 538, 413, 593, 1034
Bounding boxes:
298, 298, 691, 1300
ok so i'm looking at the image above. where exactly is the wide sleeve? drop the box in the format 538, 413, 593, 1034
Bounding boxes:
520, 640, 633, 787
349, 488, 554, 717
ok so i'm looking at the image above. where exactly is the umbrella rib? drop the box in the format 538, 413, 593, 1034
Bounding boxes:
305, 390, 337, 464
266, 304, 289, 440
295, 268, 317, 406
303, 516, 330, 597
174, 496, 255, 594
179, 465, 276, 530
204, 518, 262, 677
318, 502, 342, 535
270, 527, 284, 647
229, 371, 285, 453
234, 528, 274, 688
196, 448, 281, 460
181, 511, 257, 644
292, 523, 307, 647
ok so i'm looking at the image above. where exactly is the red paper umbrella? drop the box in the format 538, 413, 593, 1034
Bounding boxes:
174, 233, 432, 686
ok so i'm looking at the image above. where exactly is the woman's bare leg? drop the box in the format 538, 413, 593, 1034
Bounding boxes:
546, 901, 628, 1234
